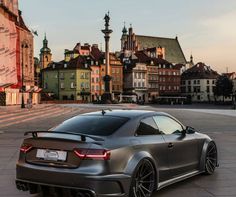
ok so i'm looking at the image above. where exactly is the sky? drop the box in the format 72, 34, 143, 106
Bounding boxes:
19, 0, 236, 73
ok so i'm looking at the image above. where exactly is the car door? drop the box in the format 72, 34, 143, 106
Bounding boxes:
135, 116, 171, 182
153, 115, 200, 178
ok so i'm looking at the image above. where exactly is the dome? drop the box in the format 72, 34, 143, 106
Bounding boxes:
40, 47, 51, 53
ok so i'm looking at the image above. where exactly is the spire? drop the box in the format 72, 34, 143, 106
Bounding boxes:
40, 32, 51, 54
190, 54, 193, 63
122, 21, 127, 35
129, 23, 133, 34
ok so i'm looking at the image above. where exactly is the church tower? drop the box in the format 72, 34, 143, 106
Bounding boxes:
121, 23, 128, 51
40, 33, 52, 69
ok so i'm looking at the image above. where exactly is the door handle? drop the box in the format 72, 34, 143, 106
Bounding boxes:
168, 143, 174, 148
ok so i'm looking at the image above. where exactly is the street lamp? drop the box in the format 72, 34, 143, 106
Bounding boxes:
21, 42, 28, 108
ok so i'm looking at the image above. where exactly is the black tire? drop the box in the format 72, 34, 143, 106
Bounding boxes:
205, 142, 218, 175
129, 159, 156, 197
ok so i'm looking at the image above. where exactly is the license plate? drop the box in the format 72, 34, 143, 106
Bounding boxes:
36, 149, 67, 161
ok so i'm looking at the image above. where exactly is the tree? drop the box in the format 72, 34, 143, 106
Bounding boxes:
214, 75, 233, 102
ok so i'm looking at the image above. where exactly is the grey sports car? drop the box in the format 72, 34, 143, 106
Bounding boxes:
16, 110, 218, 197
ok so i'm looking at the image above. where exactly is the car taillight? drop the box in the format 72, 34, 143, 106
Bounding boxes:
74, 149, 110, 160
20, 144, 33, 153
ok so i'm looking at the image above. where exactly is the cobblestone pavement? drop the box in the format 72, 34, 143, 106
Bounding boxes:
0, 104, 235, 197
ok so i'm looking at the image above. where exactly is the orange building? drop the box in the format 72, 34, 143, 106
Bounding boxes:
110, 53, 123, 98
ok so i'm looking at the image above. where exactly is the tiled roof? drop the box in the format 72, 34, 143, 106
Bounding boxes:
91, 46, 103, 61
174, 63, 185, 69
44, 56, 92, 71
134, 51, 173, 67
135, 35, 186, 64
182, 62, 219, 79
222, 72, 236, 80
135, 51, 150, 63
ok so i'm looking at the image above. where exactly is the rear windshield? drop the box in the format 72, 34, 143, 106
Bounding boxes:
53, 115, 129, 136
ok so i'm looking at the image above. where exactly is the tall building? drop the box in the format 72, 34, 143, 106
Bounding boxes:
120, 26, 186, 65
39, 34, 52, 69
0, 0, 38, 105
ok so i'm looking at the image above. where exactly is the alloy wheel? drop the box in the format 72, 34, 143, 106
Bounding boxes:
132, 159, 155, 197
205, 142, 217, 175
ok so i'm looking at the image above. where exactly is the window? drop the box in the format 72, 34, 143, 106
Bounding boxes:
85, 82, 89, 89
136, 117, 160, 136
71, 82, 76, 89
81, 72, 85, 79
153, 116, 183, 135
96, 77, 99, 83
60, 73, 64, 80
207, 80, 209, 84
71, 73, 75, 79
81, 82, 84, 88
138, 73, 141, 79
53, 115, 129, 136
85, 72, 89, 79
188, 86, 191, 92
91, 85, 94, 91
60, 82, 64, 89
92, 78, 95, 83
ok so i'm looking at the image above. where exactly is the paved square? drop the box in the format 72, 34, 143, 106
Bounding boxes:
0, 104, 235, 197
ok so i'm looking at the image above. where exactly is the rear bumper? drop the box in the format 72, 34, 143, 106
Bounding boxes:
16, 162, 131, 197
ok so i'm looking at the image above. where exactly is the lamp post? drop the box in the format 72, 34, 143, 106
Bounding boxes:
21, 42, 28, 108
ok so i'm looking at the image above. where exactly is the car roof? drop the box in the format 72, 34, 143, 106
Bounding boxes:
81, 109, 167, 119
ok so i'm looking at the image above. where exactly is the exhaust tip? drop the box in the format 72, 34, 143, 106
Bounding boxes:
15, 181, 29, 191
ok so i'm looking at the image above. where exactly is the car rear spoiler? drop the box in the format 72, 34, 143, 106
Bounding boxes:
24, 131, 104, 142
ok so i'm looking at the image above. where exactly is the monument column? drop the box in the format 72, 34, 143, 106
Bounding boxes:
101, 12, 113, 103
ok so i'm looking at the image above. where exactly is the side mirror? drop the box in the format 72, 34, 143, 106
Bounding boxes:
186, 126, 196, 134
181, 129, 186, 136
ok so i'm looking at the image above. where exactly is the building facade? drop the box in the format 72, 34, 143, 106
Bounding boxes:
42, 57, 91, 102
110, 53, 123, 98
120, 26, 186, 64
181, 62, 219, 102
0, 0, 39, 105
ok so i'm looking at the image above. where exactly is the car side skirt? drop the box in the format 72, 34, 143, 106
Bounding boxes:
157, 170, 203, 190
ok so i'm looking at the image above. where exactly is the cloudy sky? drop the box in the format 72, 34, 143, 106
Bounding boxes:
19, 0, 236, 73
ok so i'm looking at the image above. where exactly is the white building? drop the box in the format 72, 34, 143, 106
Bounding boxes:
123, 61, 148, 102
181, 62, 219, 102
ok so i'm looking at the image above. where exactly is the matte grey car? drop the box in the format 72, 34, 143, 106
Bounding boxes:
16, 110, 218, 197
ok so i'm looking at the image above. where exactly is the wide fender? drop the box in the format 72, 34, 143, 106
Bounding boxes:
124, 151, 159, 184
199, 139, 217, 171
